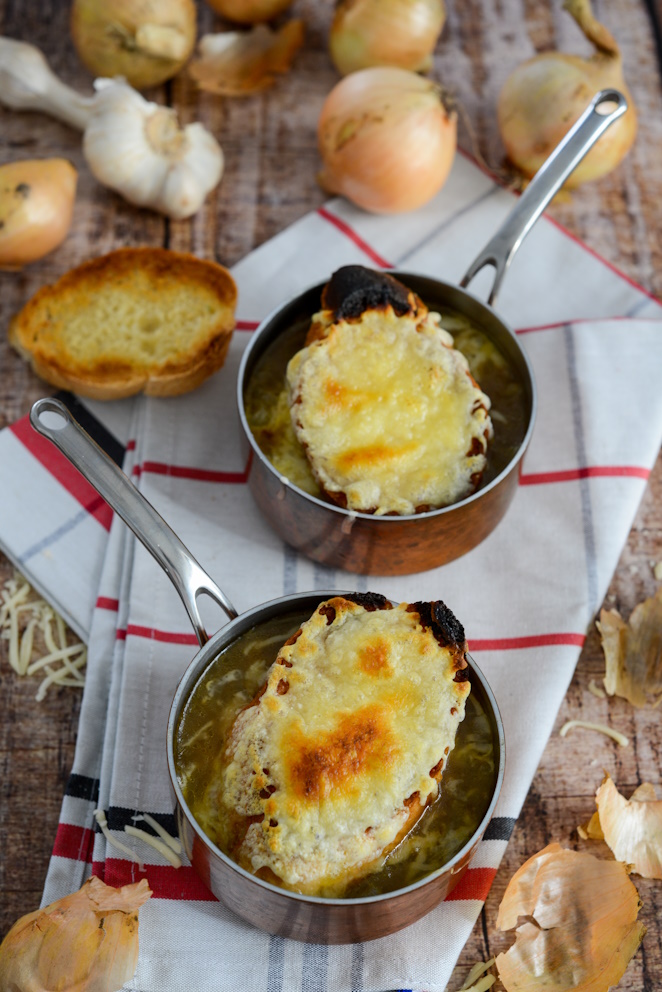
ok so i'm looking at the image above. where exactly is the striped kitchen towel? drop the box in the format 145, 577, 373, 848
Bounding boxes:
3, 150, 662, 992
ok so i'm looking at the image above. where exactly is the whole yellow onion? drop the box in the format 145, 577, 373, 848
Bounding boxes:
0, 159, 77, 270
498, 0, 636, 188
71, 0, 197, 89
329, 0, 446, 76
203, 0, 294, 25
318, 67, 456, 214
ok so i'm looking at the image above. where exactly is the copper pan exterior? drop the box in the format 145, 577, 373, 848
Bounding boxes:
237, 274, 537, 575
167, 591, 505, 945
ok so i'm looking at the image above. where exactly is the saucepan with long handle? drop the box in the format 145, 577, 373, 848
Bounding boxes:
31, 396, 505, 944
237, 89, 628, 575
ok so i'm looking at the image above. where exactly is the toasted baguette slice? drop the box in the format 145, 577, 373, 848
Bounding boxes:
9, 247, 237, 399
215, 592, 470, 896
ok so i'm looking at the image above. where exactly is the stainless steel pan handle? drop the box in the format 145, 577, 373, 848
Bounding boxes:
460, 88, 628, 306
30, 397, 238, 645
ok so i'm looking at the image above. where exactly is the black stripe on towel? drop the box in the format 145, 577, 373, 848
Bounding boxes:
65, 773, 100, 803
483, 816, 516, 841
102, 806, 178, 837
56, 391, 126, 467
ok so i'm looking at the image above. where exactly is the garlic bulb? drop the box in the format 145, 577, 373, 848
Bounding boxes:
0, 159, 78, 269
71, 0, 197, 89
84, 80, 224, 220
0, 39, 224, 219
330, 0, 446, 76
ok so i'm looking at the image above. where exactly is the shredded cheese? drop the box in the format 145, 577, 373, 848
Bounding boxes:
1, 571, 86, 699
133, 813, 183, 854
588, 679, 607, 699
94, 809, 144, 869
458, 959, 496, 991
124, 826, 183, 868
559, 720, 629, 747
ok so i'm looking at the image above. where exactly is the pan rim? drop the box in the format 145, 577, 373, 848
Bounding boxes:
236, 272, 537, 523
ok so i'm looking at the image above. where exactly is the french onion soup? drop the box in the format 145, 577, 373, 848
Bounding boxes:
244, 265, 528, 515
175, 593, 498, 898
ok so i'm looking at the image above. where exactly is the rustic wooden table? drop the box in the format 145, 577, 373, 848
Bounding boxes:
1, 0, 661, 986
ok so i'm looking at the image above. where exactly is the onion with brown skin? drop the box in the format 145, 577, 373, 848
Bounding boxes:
329, 0, 446, 76
0, 159, 77, 270
203, 0, 294, 25
318, 67, 457, 214
70, 0, 197, 90
497, 0, 637, 188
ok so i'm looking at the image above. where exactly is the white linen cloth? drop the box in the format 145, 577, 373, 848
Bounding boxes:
2, 151, 662, 992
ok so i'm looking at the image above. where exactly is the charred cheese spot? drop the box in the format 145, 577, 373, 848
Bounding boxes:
358, 635, 391, 676
285, 705, 398, 802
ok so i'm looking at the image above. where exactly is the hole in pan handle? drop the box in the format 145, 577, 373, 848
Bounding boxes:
29, 397, 238, 645
460, 88, 628, 307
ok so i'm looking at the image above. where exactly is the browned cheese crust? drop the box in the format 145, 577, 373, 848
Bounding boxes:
215, 593, 471, 896
286, 266, 493, 516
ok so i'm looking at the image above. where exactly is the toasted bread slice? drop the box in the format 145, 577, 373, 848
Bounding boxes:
286, 266, 493, 516
9, 247, 237, 399
215, 592, 470, 896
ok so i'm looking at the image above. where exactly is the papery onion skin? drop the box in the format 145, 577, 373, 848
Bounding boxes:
203, 0, 294, 25
0, 158, 77, 270
0, 877, 151, 992
497, 0, 637, 188
318, 67, 456, 214
496, 843, 646, 992
330, 0, 446, 76
71, 0, 197, 89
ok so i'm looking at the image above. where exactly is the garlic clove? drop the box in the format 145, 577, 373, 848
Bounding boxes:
82, 79, 224, 220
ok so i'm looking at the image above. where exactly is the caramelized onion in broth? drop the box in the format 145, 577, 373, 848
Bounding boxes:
175, 605, 497, 897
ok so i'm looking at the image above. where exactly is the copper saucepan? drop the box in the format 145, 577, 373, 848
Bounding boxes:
31, 397, 505, 944
237, 89, 628, 576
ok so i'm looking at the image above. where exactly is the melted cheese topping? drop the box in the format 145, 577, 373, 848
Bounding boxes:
287, 308, 493, 515
219, 597, 470, 893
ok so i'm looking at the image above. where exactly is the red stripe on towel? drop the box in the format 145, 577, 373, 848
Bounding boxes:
236, 320, 259, 331
96, 596, 119, 611
10, 415, 113, 530
126, 624, 199, 645
520, 466, 650, 485
317, 207, 393, 269
99, 859, 217, 900
53, 823, 95, 863
93, 857, 495, 903
139, 452, 252, 484
470, 632, 585, 651
445, 867, 497, 902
